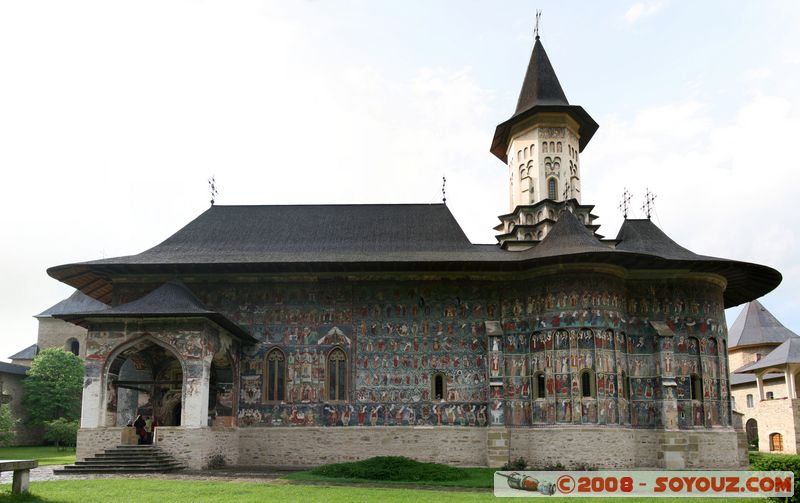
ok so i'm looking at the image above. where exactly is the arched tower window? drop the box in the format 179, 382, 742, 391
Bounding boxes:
542, 142, 548, 153
549, 141, 555, 151
265, 349, 286, 402
557, 142, 562, 152
547, 178, 557, 200
432, 372, 447, 400
580, 369, 596, 398
328, 348, 347, 401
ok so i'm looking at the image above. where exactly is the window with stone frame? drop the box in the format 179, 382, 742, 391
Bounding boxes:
264, 349, 286, 402
746, 394, 754, 408
328, 348, 347, 401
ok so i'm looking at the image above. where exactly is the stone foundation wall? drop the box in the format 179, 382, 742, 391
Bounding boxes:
154, 427, 239, 470
238, 426, 487, 467
76, 427, 127, 461
505, 427, 743, 469
77, 425, 745, 470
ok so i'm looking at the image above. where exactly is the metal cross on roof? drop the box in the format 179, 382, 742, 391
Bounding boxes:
534, 10, 542, 40
642, 188, 657, 219
208, 176, 218, 206
442, 175, 447, 204
618, 188, 633, 218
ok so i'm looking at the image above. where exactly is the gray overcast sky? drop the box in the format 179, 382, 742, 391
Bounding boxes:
2, 0, 799, 361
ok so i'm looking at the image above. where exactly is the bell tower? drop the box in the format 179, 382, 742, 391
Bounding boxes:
491, 32, 601, 250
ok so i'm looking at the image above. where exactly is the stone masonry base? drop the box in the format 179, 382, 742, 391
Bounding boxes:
76, 426, 747, 470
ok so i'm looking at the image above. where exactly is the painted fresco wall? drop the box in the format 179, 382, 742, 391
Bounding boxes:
108, 272, 730, 431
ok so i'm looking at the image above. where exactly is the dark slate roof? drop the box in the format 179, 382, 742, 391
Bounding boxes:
35, 289, 108, 318
54, 280, 255, 342
615, 219, 710, 260
8, 344, 38, 361
527, 209, 608, 257
730, 372, 783, 386
0, 362, 28, 376
47, 205, 781, 309
735, 338, 800, 373
490, 37, 598, 162
728, 300, 799, 348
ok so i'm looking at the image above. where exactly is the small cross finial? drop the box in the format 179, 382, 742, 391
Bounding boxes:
618, 188, 633, 219
442, 175, 447, 204
208, 176, 218, 206
642, 188, 657, 219
534, 10, 542, 40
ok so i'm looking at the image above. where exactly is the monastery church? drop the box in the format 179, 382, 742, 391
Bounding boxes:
36, 34, 782, 470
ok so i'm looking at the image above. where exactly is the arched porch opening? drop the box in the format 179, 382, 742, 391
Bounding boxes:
105, 338, 184, 428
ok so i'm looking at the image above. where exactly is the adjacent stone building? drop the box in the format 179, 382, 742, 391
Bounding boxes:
9, 290, 107, 367
730, 300, 800, 454
45, 35, 781, 470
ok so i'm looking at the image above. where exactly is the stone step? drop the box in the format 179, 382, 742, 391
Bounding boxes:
54, 466, 183, 474
74, 460, 183, 468
57, 444, 185, 475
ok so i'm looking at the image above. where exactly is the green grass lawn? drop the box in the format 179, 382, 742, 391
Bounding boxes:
0, 446, 75, 466
0, 480, 766, 503
285, 466, 495, 488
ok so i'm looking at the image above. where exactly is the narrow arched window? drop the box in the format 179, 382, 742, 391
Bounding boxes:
557, 142, 562, 152
580, 369, 595, 398
746, 394, 754, 408
433, 372, 446, 400
328, 348, 347, 401
547, 178, 557, 200
550, 141, 555, 151
535, 372, 546, 399
265, 349, 285, 402
621, 371, 630, 400
524, 147, 528, 158
542, 142, 548, 153
690, 374, 703, 402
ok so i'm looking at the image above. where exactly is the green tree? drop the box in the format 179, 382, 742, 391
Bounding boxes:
0, 403, 16, 446
22, 348, 84, 426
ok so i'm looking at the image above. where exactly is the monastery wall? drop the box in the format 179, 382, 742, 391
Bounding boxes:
37, 317, 87, 358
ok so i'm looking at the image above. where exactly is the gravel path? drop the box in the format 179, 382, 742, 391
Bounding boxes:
0, 465, 293, 484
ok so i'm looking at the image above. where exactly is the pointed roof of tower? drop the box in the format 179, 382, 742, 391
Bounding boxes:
491, 37, 598, 163
515, 36, 570, 111
728, 300, 799, 348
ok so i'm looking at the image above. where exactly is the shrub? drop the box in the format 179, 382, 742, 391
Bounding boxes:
43, 418, 79, 449
501, 457, 528, 471
750, 452, 800, 503
208, 454, 227, 469
310, 456, 467, 482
